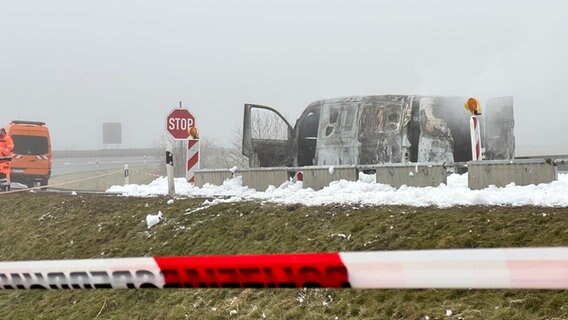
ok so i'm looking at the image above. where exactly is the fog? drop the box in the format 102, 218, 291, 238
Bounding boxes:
0, 0, 566, 154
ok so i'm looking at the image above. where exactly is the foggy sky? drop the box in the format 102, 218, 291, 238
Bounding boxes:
0, 0, 566, 154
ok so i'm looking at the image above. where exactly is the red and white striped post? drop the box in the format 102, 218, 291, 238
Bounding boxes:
186, 127, 200, 184
470, 116, 482, 161
465, 98, 483, 161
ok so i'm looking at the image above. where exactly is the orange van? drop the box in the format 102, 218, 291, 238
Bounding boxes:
7, 121, 52, 188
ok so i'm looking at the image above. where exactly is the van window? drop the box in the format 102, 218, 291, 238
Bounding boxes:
329, 110, 339, 124
12, 135, 49, 155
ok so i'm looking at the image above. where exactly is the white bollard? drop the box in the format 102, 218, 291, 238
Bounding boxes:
124, 164, 129, 185
166, 142, 175, 196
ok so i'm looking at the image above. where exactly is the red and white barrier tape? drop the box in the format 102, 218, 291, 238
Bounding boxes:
0, 247, 566, 289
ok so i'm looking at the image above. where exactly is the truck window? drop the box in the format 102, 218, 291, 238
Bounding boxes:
250, 108, 289, 140
12, 135, 49, 155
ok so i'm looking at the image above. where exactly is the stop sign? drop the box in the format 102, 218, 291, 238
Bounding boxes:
166, 108, 195, 140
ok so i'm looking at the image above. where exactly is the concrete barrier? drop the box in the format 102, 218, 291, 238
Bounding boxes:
239, 168, 290, 191
195, 169, 233, 187
467, 159, 557, 190
300, 166, 358, 190
553, 158, 568, 172
197, 160, 558, 191
362, 163, 447, 188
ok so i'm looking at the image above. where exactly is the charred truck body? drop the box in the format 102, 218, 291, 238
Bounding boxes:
243, 95, 514, 168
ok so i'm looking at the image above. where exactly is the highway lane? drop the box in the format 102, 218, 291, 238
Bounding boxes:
51, 154, 568, 176
52, 156, 160, 176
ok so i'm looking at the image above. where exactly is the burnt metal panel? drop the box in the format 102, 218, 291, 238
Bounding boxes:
242, 104, 254, 160
314, 97, 361, 165
416, 97, 454, 163
313, 95, 413, 166
357, 95, 413, 164
483, 97, 515, 160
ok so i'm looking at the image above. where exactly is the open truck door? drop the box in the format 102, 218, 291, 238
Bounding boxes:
242, 104, 296, 168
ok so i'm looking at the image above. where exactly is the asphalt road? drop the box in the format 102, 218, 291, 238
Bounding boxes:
52, 156, 160, 176
51, 154, 568, 176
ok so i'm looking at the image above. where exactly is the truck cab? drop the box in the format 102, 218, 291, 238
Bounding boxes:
7, 120, 52, 188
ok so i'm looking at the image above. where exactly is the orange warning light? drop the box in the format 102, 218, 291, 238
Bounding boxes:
464, 97, 481, 115
188, 127, 199, 139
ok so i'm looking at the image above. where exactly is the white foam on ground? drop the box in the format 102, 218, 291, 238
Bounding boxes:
106, 173, 568, 207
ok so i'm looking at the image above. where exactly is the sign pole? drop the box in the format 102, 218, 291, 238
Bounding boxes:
178, 101, 186, 178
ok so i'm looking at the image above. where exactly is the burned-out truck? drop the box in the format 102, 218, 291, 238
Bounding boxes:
242, 95, 514, 168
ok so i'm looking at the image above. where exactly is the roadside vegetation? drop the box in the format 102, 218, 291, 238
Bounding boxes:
0, 192, 566, 319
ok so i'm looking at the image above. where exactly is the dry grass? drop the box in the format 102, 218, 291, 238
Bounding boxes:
0, 192, 566, 319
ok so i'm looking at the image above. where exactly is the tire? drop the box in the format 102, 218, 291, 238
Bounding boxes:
40, 179, 48, 190
26, 182, 35, 188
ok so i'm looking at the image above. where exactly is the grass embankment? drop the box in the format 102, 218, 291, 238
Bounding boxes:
0, 193, 566, 319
